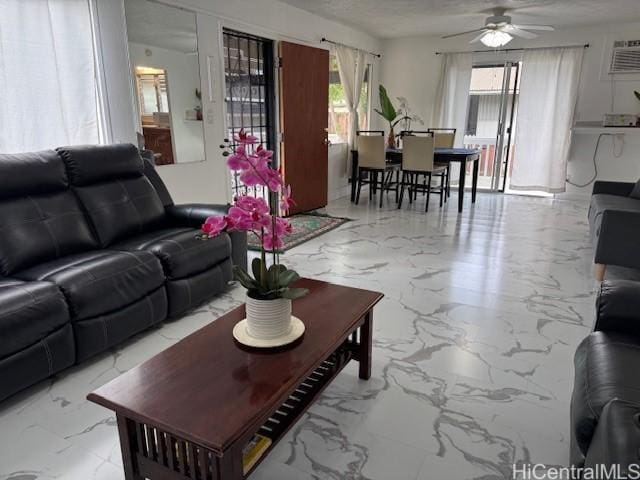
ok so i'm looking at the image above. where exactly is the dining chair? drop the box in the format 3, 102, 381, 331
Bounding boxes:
427, 128, 456, 199
397, 133, 446, 212
355, 131, 399, 207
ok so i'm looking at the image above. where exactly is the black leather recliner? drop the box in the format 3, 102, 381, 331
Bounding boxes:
571, 280, 640, 472
0, 144, 246, 402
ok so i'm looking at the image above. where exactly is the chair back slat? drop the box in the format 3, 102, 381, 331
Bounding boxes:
427, 128, 456, 148
402, 135, 434, 173
357, 135, 386, 169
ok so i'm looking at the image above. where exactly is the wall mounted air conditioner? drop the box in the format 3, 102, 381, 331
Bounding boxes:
609, 39, 640, 74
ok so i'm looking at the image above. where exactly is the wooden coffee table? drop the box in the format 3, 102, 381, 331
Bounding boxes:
88, 278, 383, 479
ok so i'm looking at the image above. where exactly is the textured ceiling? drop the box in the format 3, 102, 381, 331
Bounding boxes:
279, 0, 640, 38
125, 0, 197, 53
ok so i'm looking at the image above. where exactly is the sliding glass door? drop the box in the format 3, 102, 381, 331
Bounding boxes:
464, 62, 520, 192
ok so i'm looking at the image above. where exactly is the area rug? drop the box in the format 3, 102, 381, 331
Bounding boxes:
247, 212, 351, 252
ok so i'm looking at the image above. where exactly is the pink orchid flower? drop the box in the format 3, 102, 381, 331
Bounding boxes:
262, 233, 285, 251
202, 216, 227, 237
235, 195, 270, 215
280, 185, 296, 214
234, 129, 259, 144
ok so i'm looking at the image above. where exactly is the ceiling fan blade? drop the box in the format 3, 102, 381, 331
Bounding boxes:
442, 28, 487, 39
506, 26, 538, 39
511, 24, 555, 31
470, 32, 488, 44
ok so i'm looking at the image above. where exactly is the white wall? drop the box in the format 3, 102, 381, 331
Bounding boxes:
378, 22, 640, 199
100, 0, 381, 205
129, 42, 206, 164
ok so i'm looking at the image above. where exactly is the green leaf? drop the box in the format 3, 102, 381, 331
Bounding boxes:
278, 269, 300, 288
281, 287, 310, 300
377, 85, 397, 123
635, 90, 640, 102
234, 266, 258, 290
266, 264, 281, 290
251, 258, 263, 284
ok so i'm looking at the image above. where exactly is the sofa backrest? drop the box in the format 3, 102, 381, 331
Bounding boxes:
57, 144, 166, 246
0, 150, 98, 275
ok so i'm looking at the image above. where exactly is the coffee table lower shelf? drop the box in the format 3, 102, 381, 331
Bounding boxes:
117, 332, 367, 480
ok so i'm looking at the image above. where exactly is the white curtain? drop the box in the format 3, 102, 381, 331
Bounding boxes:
510, 47, 584, 193
0, 0, 99, 153
334, 44, 367, 152
433, 52, 473, 148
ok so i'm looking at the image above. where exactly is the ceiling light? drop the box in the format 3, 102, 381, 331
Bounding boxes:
480, 30, 513, 48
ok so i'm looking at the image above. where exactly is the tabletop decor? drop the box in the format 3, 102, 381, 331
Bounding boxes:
201, 129, 308, 347
374, 85, 424, 148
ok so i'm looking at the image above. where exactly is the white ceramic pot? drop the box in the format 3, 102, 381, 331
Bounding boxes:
245, 295, 292, 340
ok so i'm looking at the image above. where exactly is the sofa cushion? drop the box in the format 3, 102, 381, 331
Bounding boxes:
0, 193, 98, 276
0, 150, 68, 199
588, 194, 640, 236
57, 143, 144, 186
57, 144, 167, 247
0, 278, 69, 359
114, 228, 232, 280
16, 250, 165, 321
571, 331, 640, 457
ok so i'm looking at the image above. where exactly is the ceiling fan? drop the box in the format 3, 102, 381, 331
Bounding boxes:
442, 8, 554, 48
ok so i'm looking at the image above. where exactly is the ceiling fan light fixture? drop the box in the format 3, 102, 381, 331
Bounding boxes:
480, 30, 513, 48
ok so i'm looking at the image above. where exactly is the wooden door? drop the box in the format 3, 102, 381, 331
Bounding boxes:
278, 41, 329, 215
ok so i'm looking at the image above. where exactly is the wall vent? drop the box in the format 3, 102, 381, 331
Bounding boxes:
610, 40, 640, 74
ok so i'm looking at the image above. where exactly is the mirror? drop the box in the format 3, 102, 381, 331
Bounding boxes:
124, 0, 205, 165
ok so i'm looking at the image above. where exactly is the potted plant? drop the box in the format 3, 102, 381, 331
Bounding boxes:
374, 87, 424, 148
200, 130, 308, 343
374, 85, 400, 148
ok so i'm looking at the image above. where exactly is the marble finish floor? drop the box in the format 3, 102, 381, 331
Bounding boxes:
0, 192, 597, 480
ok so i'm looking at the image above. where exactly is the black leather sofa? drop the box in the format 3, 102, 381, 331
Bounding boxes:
0, 144, 246, 402
571, 280, 640, 472
588, 180, 640, 280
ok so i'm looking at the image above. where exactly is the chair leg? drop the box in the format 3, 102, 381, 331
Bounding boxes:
395, 170, 400, 203
440, 172, 445, 208
379, 171, 384, 208
398, 172, 406, 209
446, 166, 451, 198
408, 173, 414, 205
443, 167, 448, 203
356, 170, 363, 205
426, 173, 432, 212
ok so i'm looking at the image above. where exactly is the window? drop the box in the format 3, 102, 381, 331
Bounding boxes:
328, 54, 370, 143
222, 29, 276, 197
135, 67, 169, 125
0, 0, 100, 152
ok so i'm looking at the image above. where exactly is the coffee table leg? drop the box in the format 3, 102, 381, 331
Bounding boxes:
359, 311, 373, 380
116, 415, 143, 480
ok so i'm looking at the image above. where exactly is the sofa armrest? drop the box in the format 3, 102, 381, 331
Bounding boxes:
166, 203, 230, 227
595, 209, 640, 269
595, 280, 640, 335
166, 203, 247, 270
585, 399, 640, 473
592, 181, 635, 197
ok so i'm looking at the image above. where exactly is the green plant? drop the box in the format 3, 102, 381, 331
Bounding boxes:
374, 85, 400, 127
635, 90, 640, 102
234, 258, 309, 300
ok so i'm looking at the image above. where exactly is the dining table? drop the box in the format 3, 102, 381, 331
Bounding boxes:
350, 147, 481, 213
